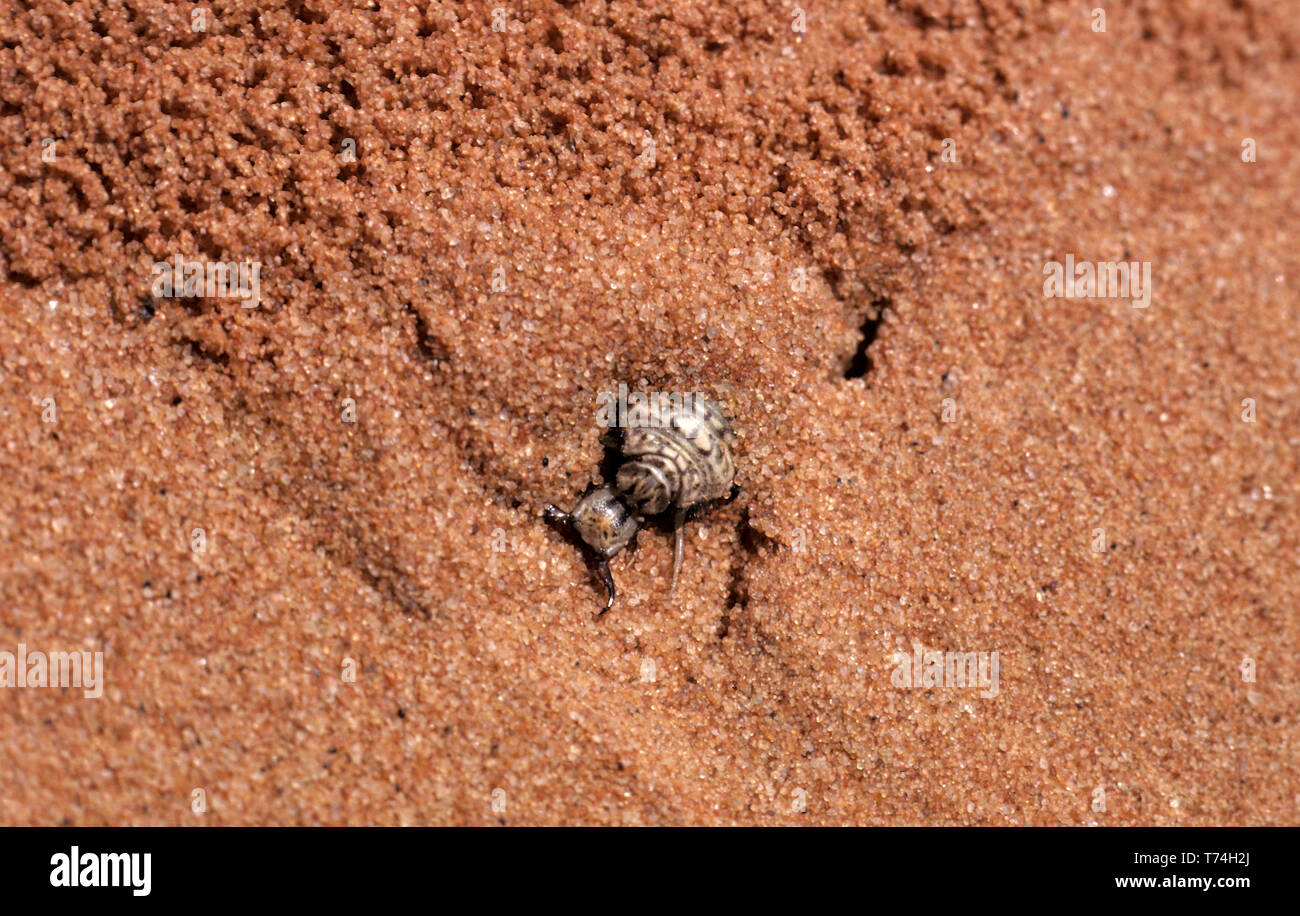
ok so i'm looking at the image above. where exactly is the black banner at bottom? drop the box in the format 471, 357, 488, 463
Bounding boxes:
3, 826, 1281, 903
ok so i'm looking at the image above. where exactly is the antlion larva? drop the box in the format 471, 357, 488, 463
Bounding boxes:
545, 394, 737, 617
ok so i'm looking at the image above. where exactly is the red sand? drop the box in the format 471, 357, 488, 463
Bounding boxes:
0, 1, 1296, 824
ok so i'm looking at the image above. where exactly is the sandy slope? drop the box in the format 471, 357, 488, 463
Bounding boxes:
0, 0, 1296, 824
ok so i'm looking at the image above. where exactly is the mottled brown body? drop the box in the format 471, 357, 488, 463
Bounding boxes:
545, 395, 737, 616
617, 397, 737, 516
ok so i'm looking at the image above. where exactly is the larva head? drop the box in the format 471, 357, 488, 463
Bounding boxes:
546, 487, 639, 559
